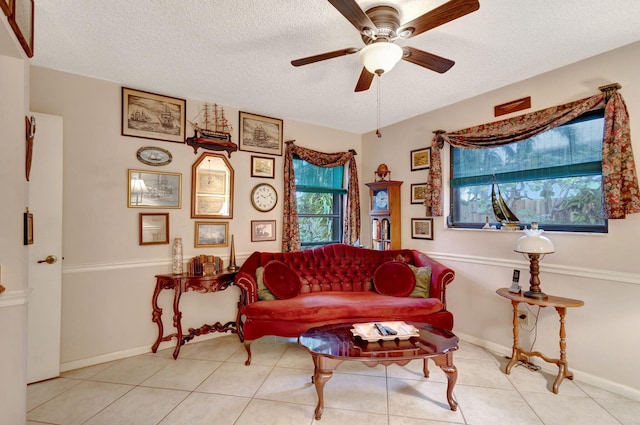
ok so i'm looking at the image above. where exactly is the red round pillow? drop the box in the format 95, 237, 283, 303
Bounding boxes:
262, 260, 301, 300
373, 261, 416, 297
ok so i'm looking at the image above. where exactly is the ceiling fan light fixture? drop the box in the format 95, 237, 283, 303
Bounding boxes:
359, 42, 403, 75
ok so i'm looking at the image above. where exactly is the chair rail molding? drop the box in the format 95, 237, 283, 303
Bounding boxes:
427, 251, 640, 286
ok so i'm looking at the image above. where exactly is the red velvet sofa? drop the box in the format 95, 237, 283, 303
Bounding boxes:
234, 244, 455, 365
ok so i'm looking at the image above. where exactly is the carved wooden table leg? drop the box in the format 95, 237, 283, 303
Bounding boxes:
172, 283, 183, 359
151, 279, 165, 353
311, 355, 342, 420
432, 352, 458, 411
552, 306, 573, 393
505, 299, 521, 374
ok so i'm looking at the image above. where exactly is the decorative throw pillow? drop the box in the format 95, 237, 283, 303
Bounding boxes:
262, 260, 301, 300
373, 261, 416, 297
408, 265, 432, 298
256, 266, 277, 300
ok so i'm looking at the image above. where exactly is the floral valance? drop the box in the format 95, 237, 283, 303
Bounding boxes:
282, 141, 360, 252
425, 86, 640, 219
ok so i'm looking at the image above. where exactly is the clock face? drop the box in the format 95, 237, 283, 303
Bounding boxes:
374, 190, 388, 209
251, 183, 277, 212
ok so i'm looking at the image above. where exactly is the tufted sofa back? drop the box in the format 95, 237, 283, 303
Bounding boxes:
241, 244, 417, 294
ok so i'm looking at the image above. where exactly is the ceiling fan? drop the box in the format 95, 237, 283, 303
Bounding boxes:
291, 0, 480, 92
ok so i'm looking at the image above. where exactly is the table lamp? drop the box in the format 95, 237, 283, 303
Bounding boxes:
514, 223, 554, 299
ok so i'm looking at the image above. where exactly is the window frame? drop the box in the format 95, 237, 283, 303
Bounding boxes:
448, 109, 607, 233
293, 157, 346, 248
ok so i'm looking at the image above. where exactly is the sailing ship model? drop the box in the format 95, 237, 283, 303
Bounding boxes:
186, 103, 238, 157
491, 182, 520, 230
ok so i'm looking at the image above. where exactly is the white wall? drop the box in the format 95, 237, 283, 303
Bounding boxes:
362, 41, 640, 398
0, 21, 29, 425
29, 66, 362, 368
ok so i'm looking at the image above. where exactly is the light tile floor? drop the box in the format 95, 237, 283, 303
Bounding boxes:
27, 335, 640, 425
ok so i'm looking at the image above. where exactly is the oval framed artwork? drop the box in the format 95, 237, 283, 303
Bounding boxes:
136, 146, 172, 166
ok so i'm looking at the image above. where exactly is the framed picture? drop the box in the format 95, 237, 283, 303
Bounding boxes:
8, 0, 34, 57
128, 169, 182, 208
136, 146, 173, 166
23, 209, 33, 245
122, 87, 186, 143
194, 221, 229, 247
251, 220, 276, 242
1, 0, 13, 17
410, 183, 428, 204
411, 218, 434, 240
139, 213, 169, 245
239, 111, 283, 156
251, 155, 275, 178
410, 147, 431, 171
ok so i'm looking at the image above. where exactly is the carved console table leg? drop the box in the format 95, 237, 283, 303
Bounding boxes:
172, 284, 183, 359
151, 279, 165, 353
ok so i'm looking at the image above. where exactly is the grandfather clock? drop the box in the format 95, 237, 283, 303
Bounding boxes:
365, 178, 402, 250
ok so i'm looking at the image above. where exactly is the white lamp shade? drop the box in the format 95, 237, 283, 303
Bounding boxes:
514, 229, 555, 254
359, 42, 403, 75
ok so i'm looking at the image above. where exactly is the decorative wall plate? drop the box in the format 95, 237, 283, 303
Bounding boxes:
136, 146, 172, 166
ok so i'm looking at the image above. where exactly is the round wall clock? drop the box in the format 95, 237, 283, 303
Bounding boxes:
136, 146, 172, 166
251, 183, 278, 212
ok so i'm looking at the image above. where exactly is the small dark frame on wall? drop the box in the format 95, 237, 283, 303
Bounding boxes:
250, 155, 275, 178
410, 183, 428, 204
239, 111, 283, 156
24, 208, 33, 245
411, 218, 434, 240
122, 87, 186, 143
251, 220, 276, 242
8, 0, 34, 57
194, 221, 229, 248
1, 0, 13, 17
410, 147, 431, 171
139, 213, 170, 245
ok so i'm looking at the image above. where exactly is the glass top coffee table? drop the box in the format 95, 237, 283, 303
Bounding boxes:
298, 322, 459, 420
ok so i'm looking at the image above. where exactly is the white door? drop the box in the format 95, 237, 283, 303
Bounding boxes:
27, 112, 63, 383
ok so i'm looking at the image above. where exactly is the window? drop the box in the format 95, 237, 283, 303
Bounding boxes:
450, 109, 606, 232
294, 157, 346, 248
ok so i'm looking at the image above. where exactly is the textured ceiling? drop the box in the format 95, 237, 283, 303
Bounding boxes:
31, 0, 640, 134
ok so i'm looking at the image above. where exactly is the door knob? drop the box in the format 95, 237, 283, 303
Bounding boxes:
37, 255, 58, 264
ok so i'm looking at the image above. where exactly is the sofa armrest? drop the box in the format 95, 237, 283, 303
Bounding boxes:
234, 271, 258, 306
411, 250, 455, 309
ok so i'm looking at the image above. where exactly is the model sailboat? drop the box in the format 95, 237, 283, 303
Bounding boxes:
491, 182, 519, 227
186, 103, 238, 157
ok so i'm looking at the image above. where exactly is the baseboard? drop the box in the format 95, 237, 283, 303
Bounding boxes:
60, 332, 224, 372
456, 331, 640, 402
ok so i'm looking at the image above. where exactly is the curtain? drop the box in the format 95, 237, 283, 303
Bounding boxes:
425, 86, 640, 219
282, 141, 360, 252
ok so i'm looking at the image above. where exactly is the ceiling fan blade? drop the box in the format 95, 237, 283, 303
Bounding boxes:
354, 67, 374, 92
402, 47, 455, 73
291, 48, 359, 67
327, 0, 377, 34
398, 0, 480, 39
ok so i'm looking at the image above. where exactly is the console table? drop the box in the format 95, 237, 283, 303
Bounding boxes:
152, 272, 237, 359
497, 287, 584, 393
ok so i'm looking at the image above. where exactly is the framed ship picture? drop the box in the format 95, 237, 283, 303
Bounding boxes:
122, 87, 186, 143
239, 111, 283, 156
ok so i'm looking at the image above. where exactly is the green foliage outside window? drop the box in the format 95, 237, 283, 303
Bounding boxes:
294, 158, 345, 247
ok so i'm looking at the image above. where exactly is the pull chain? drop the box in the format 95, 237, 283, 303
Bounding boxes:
376, 74, 382, 138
